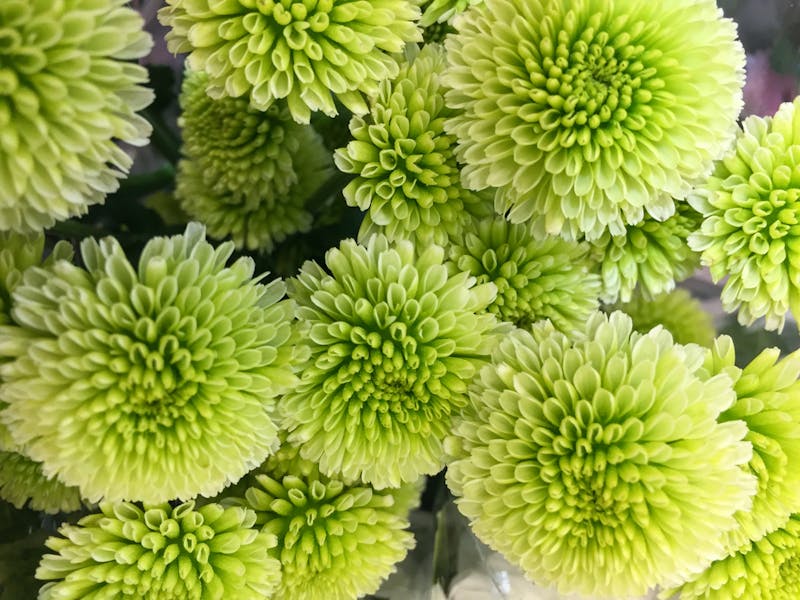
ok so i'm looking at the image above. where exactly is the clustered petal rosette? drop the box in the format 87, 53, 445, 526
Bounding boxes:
284, 234, 498, 488
667, 515, 800, 600
0, 451, 82, 514
700, 337, 800, 550
36, 500, 281, 599
419, 0, 483, 27
335, 44, 490, 246
159, 0, 422, 123
589, 202, 702, 304
446, 215, 601, 333
611, 288, 715, 347
0, 223, 299, 503
176, 70, 332, 252
689, 96, 800, 332
233, 443, 418, 600
445, 311, 756, 598
0, 0, 154, 232
443, 0, 745, 240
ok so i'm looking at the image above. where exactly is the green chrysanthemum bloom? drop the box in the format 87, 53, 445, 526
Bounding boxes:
700, 337, 800, 551
335, 44, 490, 246
176, 70, 332, 252
0, 0, 154, 232
36, 500, 281, 599
611, 288, 715, 347
589, 202, 702, 304
159, 0, 422, 123
419, 0, 483, 26
284, 234, 498, 488
0, 223, 299, 503
0, 451, 82, 514
443, 0, 744, 240
234, 443, 418, 600
689, 97, 800, 332
667, 515, 800, 600
446, 215, 601, 334
445, 311, 756, 598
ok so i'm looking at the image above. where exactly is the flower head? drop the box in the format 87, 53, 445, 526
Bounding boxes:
689, 96, 800, 332
0, 0, 153, 232
611, 288, 715, 347
159, 0, 422, 123
445, 312, 756, 597
0, 451, 82, 514
335, 44, 489, 246
700, 337, 800, 550
284, 234, 498, 488
443, 0, 745, 239
446, 215, 601, 333
0, 223, 299, 503
234, 443, 418, 600
668, 515, 800, 600
419, 0, 483, 26
589, 202, 702, 304
176, 70, 332, 252
36, 500, 281, 599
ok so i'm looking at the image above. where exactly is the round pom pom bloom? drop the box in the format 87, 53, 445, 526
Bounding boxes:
0, 223, 299, 503
611, 288, 715, 347
159, 0, 422, 123
234, 443, 418, 600
0, 451, 82, 514
176, 70, 332, 252
335, 44, 489, 246
443, 0, 745, 240
446, 215, 601, 334
666, 515, 800, 600
445, 312, 756, 598
284, 234, 498, 488
36, 500, 281, 599
700, 337, 800, 551
0, 0, 154, 232
689, 96, 800, 332
589, 202, 702, 304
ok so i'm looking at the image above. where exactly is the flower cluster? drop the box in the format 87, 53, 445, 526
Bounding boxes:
335, 44, 489, 246
233, 443, 419, 600
0, 0, 153, 232
443, 0, 744, 240
36, 500, 281, 599
0, 224, 299, 503
690, 96, 800, 331
284, 234, 498, 488
446, 215, 600, 333
176, 70, 332, 251
446, 312, 755, 597
159, 0, 422, 123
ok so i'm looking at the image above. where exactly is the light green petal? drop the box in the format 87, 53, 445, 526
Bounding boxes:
0, 451, 82, 514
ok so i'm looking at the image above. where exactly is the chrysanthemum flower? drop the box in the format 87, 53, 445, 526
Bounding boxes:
335, 44, 489, 246
234, 443, 418, 600
0, 223, 299, 503
176, 70, 332, 252
689, 96, 800, 332
36, 500, 281, 599
667, 515, 800, 600
284, 234, 498, 488
443, 0, 745, 240
0, 0, 154, 232
445, 312, 756, 598
589, 202, 702, 304
446, 215, 601, 333
0, 451, 82, 514
700, 337, 800, 551
611, 288, 716, 347
159, 0, 422, 123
